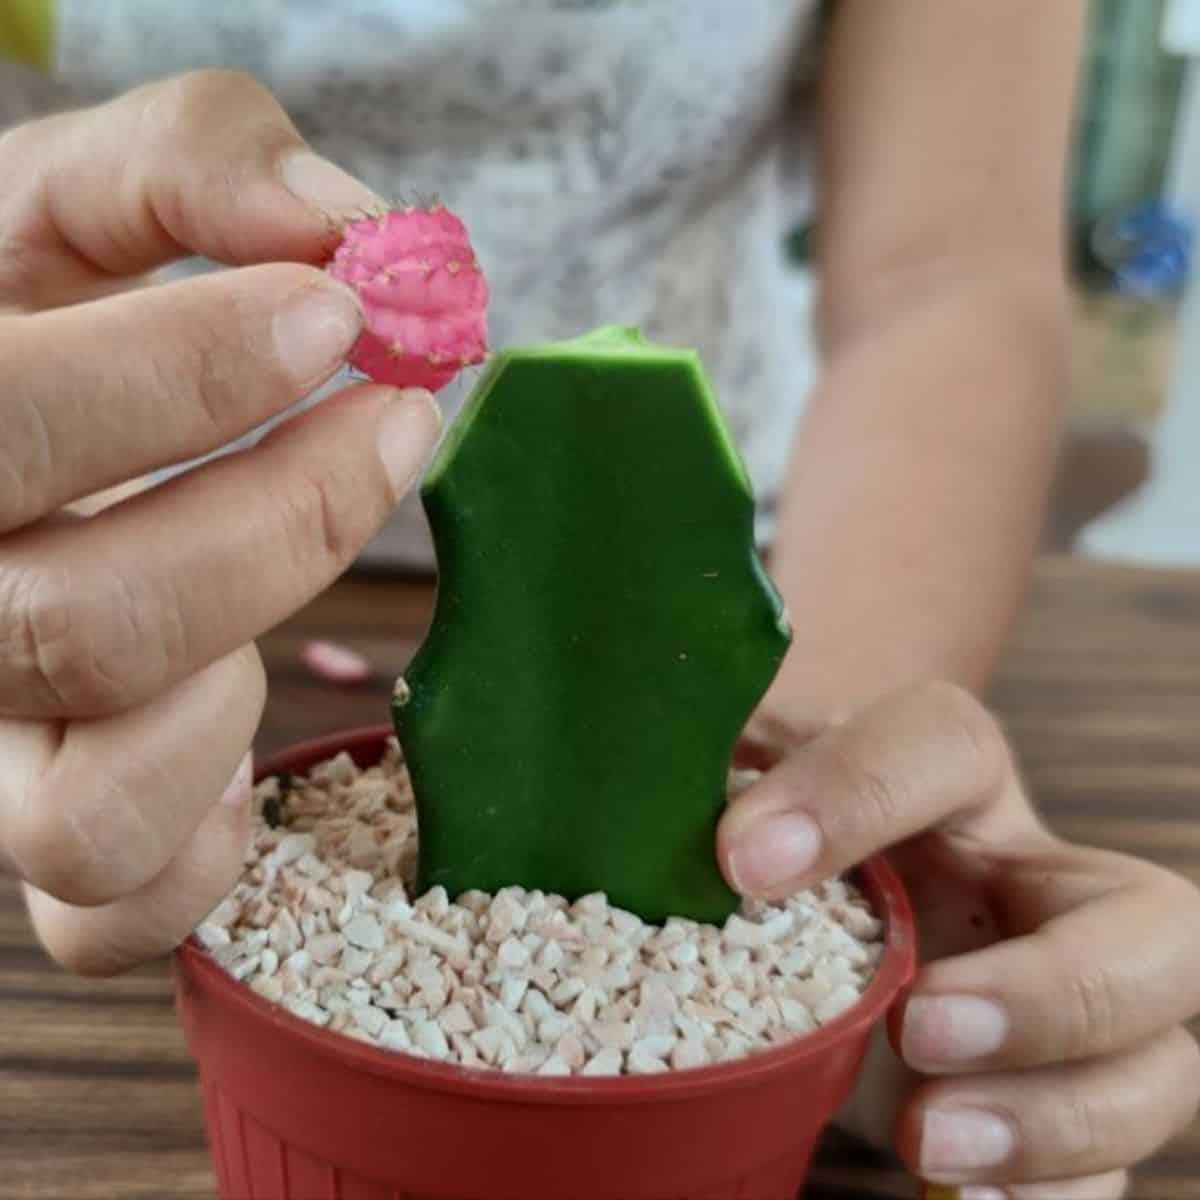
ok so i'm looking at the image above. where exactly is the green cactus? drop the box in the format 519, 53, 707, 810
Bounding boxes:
394, 326, 791, 924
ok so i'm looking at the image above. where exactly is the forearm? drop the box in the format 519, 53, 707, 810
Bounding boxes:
763, 265, 1068, 728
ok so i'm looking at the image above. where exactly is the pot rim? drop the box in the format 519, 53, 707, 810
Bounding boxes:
176, 724, 916, 1106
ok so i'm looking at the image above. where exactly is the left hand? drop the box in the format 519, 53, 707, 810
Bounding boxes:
719, 682, 1200, 1196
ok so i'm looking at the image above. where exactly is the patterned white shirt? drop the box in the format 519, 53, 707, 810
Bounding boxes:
3, 0, 822, 566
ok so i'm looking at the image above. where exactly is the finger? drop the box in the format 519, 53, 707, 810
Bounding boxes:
900, 869, 1200, 1072
718, 682, 1039, 899
24, 750, 254, 975
0, 645, 265, 906
925, 1170, 1129, 1199
899, 1028, 1200, 1186
0, 69, 383, 309
0, 383, 439, 719
0, 264, 363, 532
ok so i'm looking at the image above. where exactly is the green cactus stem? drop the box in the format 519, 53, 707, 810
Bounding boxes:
394, 326, 791, 924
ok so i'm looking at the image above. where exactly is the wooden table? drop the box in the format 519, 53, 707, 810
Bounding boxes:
4, 556, 1199, 1200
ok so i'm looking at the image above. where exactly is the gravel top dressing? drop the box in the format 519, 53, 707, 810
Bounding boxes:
198, 741, 884, 1078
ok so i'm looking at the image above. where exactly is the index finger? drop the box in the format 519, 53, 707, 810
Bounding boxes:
0, 69, 383, 308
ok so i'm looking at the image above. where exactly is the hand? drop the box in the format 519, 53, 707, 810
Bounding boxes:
0, 71, 441, 975
719, 683, 1200, 1196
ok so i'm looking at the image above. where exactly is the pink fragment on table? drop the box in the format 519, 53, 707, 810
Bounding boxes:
302, 640, 372, 686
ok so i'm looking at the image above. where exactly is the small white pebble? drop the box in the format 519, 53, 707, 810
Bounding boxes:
497, 938, 531, 970
451, 1032, 480, 1067
458, 890, 490, 915
283, 950, 312, 979
500, 975, 529, 1012
551, 977, 586, 1007
342, 868, 374, 901
572, 986, 602, 1025
353, 1005, 388, 1038
471, 1026, 514, 1066
667, 941, 699, 968
632, 1034, 676, 1061
815, 983, 861, 1024
304, 933, 340, 965
667, 968, 699, 998
340, 946, 373, 979
411, 1019, 451, 1060
581, 1047, 623, 1076
589, 1020, 634, 1052
535, 940, 564, 970
205, 896, 242, 929
408, 960, 444, 994
733, 1008, 770, 1038
537, 1054, 571, 1076
366, 946, 407, 984
628, 1045, 670, 1074
778, 996, 816, 1034
285, 998, 329, 1026
438, 1002, 475, 1035
537, 1014, 573, 1044
343, 914, 384, 952
555, 1033, 586, 1071
521, 986, 554, 1022
722, 914, 766, 949
487, 1001, 529, 1048
721, 1031, 755, 1060
671, 1040, 710, 1070
506, 1048, 550, 1074
777, 948, 814, 977
195, 923, 230, 950
382, 894, 415, 923
722, 989, 750, 1015
760, 911, 796, 943
269, 833, 316, 869
573, 893, 608, 918
250, 974, 284, 1003
379, 1021, 412, 1051
389, 916, 467, 961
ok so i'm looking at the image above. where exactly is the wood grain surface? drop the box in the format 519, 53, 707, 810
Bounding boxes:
3, 556, 1199, 1200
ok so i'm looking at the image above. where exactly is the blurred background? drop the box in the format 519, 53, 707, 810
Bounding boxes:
2, 0, 1200, 566
798, 0, 1200, 564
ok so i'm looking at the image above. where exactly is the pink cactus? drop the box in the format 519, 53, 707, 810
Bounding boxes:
326, 207, 489, 392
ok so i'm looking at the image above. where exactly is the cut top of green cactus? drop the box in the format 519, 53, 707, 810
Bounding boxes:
395, 325, 792, 925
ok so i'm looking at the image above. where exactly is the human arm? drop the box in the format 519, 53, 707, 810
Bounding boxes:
762, 0, 1082, 733
718, 7, 1200, 1193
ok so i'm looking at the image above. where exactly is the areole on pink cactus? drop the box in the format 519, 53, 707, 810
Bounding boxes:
326, 206, 490, 392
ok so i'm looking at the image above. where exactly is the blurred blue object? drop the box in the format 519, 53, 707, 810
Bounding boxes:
1092, 199, 1194, 297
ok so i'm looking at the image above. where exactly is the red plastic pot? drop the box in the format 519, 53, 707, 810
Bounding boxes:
175, 726, 916, 1200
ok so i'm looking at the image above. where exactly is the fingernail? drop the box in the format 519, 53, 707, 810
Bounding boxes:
903, 995, 1010, 1068
274, 281, 363, 388
220, 752, 254, 809
926, 1188, 1000, 1200
922, 1108, 1016, 1178
727, 811, 822, 897
376, 389, 442, 495
279, 150, 386, 219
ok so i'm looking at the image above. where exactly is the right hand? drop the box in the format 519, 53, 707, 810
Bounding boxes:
0, 70, 442, 975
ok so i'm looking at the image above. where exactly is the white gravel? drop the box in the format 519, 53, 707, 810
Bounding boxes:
198, 740, 884, 1076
